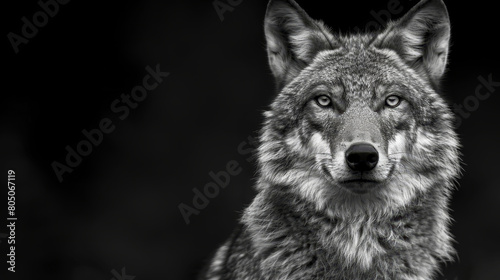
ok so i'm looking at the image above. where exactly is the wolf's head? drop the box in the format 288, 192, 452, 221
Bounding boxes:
258, 0, 460, 217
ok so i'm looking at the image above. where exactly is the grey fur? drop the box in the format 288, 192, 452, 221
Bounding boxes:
202, 0, 460, 279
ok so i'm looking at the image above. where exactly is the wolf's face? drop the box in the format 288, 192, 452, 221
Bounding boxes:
259, 0, 460, 216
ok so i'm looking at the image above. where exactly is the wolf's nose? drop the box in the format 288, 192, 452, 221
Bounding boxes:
345, 143, 379, 172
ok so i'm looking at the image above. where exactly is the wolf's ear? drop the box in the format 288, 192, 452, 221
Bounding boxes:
374, 0, 450, 86
265, 0, 337, 89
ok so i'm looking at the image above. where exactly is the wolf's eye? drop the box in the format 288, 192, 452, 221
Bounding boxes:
385, 95, 402, 108
315, 95, 332, 107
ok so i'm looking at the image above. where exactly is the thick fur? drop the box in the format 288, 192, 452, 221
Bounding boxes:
202, 0, 460, 279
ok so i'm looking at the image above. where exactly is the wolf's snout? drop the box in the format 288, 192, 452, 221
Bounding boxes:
345, 143, 379, 172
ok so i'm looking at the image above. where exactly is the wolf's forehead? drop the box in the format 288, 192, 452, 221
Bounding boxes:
309, 50, 404, 97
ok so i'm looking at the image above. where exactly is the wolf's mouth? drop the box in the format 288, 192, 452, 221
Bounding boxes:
340, 179, 380, 194
342, 179, 378, 184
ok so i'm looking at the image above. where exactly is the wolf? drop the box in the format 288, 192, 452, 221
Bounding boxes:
202, 0, 460, 279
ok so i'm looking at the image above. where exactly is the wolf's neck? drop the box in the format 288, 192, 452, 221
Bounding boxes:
242, 184, 453, 272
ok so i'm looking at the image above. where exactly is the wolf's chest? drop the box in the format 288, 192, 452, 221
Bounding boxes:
319, 218, 390, 271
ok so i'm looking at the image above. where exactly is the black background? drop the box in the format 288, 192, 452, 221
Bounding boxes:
2, 0, 500, 279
